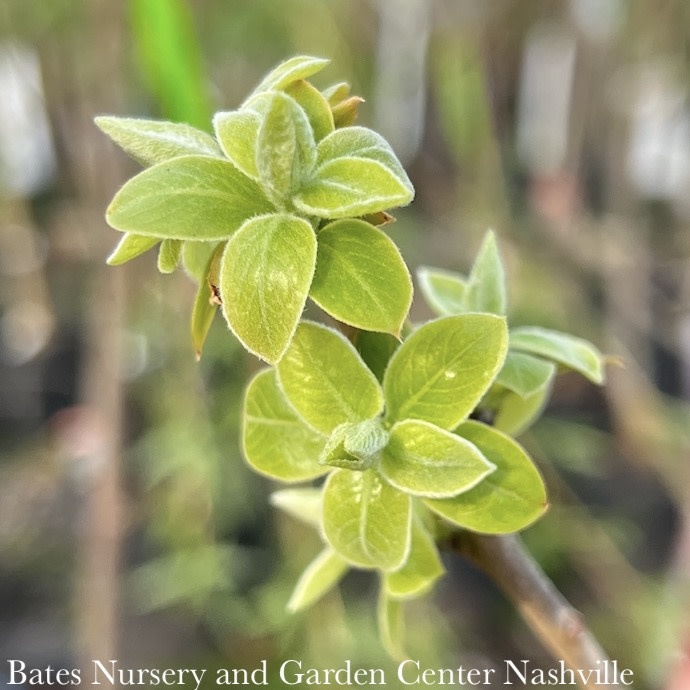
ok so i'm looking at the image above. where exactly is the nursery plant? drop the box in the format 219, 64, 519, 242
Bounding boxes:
97, 56, 611, 672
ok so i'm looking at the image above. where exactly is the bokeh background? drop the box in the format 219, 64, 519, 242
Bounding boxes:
1, 1, 689, 688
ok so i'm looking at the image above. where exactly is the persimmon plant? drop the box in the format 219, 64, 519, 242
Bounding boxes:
97, 56, 607, 660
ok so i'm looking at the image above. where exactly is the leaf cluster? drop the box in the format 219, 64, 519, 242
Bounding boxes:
98, 57, 607, 657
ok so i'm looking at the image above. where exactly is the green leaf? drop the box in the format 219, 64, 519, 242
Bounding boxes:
212, 110, 260, 180
295, 157, 413, 218
315, 127, 413, 192
106, 233, 159, 265
182, 241, 221, 282
277, 321, 384, 435
322, 81, 351, 106
383, 314, 508, 429
496, 351, 556, 398
320, 420, 389, 471
384, 518, 445, 599
355, 331, 400, 384
157, 238, 183, 273
416, 267, 467, 316
377, 589, 406, 660
286, 79, 335, 142
425, 421, 548, 533
220, 214, 316, 364
190, 277, 217, 361
379, 419, 495, 498
287, 548, 349, 613
270, 488, 323, 528
493, 382, 553, 436
309, 219, 412, 336
256, 91, 316, 205
465, 230, 507, 314
322, 469, 411, 570
509, 327, 605, 385
106, 155, 274, 240
247, 55, 330, 99
95, 116, 222, 166
242, 369, 327, 482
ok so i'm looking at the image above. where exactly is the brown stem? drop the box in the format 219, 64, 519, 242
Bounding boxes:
445, 532, 622, 689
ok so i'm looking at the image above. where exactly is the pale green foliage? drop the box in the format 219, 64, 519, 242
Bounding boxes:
99, 56, 414, 362
98, 57, 609, 658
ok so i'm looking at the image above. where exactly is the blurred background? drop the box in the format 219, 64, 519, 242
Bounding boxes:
0, 0, 689, 687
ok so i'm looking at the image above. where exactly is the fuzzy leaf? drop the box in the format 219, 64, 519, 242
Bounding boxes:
271, 488, 322, 528
425, 421, 548, 534
379, 419, 495, 498
220, 214, 316, 363
509, 327, 605, 385
383, 314, 508, 429
191, 278, 217, 361
277, 321, 384, 435
320, 420, 389, 471
310, 219, 412, 335
157, 238, 183, 273
182, 241, 221, 282
322, 81, 351, 106
243, 369, 327, 482
494, 382, 553, 436
287, 548, 349, 613
95, 116, 222, 166
465, 230, 507, 314
295, 157, 413, 218
106, 233, 159, 265
256, 91, 316, 205
384, 519, 445, 599
378, 589, 406, 660
332, 97, 365, 128
106, 156, 273, 240
322, 469, 411, 571
248, 55, 330, 99
416, 267, 467, 316
496, 351, 556, 398
286, 79, 335, 142
212, 110, 260, 180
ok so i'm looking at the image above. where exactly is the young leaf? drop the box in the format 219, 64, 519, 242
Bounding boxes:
425, 421, 548, 534
322, 81, 351, 106
243, 369, 327, 482
315, 127, 412, 191
106, 233, 159, 265
320, 420, 389, 471
331, 97, 365, 128
157, 238, 183, 273
379, 419, 495, 498
465, 230, 507, 314
416, 267, 467, 316
355, 331, 400, 384
287, 548, 349, 613
309, 219, 412, 336
322, 469, 411, 571
276, 321, 384, 435
377, 589, 406, 660
106, 156, 274, 240
247, 55, 330, 100
384, 518, 445, 599
256, 91, 316, 205
295, 157, 413, 218
95, 116, 222, 166
182, 240, 221, 282
191, 277, 217, 361
270, 488, 323, 528
220, 214, 316, 364
286, 79, 335, 142
212, 110, 260, 180
496, 351, 556, 398
509, 327, 605, 385
493, 382, 553, 437
383, 314, 508, 429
